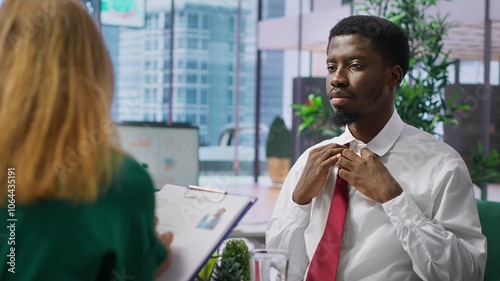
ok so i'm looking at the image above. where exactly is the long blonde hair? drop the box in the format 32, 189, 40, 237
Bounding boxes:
0, 0, 122, 205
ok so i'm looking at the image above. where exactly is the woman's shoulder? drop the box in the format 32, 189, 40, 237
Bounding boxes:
106, 153, 156, 201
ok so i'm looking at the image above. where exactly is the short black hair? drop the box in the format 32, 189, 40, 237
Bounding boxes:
328, 15, 410, 77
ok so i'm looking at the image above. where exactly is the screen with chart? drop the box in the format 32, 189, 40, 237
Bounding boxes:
101, 0, 145, 28
116, 123, 199, 189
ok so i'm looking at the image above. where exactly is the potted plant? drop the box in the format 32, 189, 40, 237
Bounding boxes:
211, 239, 250, 281
292, 93, 343, 139
293, 0, 469, 139
356, 0, 470, 135
468, 142, 500, 200
266, 116, 294, 183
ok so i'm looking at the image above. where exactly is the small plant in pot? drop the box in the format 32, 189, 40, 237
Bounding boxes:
266, 116, 294, 184
211, 239, 250, 281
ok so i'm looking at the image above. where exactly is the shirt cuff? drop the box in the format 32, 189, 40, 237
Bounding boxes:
382, 191, 425, 229
283, 201, 311, 228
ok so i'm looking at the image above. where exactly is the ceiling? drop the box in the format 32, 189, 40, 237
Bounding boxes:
258, 0, 500, 62
444, 20, 500, 61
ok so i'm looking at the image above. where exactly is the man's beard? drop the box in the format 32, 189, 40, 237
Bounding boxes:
329, 107, 361, 127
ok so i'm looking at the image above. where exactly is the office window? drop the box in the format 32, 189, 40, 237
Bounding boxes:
164, 13, 171, 28
201, 75, 208, 84
186, 113, 196, 124
227, 90, 233, 105
163, 36, 170, 50
145, 88, 153, 103
229, 16, 235, 32
186, 88, 197, 104
200, 114, 207, 125
187, 13, 198, 29
187, 38, 198, 49
153, 88, 158, 102
176, 90, 185, 103
228, 76, 233, 85
103, 0, 259, 176
145, 73, 157, 83
187, 59, 197, 69
146, 38, 158, 50
176, 113, 185, 122
200, 134, 207, 144
186, 74, 197, 84
202, 14, 209, 29
201, 39, 208, 50
200, 89, 208, 104
177, 59, 185, 68
162, 89, 169, 103
178, 37, 185, 48
145, 15, 152, 29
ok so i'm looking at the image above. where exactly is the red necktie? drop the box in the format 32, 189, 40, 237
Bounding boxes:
306, 166, 349, 281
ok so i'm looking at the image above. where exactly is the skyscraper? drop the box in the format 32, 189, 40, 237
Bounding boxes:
107, 0, 257, 146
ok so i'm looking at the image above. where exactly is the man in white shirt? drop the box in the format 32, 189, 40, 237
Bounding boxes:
266, 15, 486, 281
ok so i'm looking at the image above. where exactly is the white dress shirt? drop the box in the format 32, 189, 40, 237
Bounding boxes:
266, 111, 486, 281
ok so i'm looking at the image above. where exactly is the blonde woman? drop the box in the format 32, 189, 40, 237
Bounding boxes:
0, 0, 173, 279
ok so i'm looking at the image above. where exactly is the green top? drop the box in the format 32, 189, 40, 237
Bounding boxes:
0, 155, 167, 280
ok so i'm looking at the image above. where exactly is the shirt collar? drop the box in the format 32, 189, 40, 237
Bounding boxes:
335, 110, 404, 156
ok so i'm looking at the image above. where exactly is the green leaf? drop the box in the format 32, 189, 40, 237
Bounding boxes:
388, 13, 405, 23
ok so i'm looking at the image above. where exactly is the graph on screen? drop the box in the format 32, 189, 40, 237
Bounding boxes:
101, 0, 145, 28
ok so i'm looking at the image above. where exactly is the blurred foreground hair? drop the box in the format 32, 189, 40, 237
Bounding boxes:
0, 0, 122, 205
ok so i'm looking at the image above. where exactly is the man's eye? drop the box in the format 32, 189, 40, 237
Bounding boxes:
327, 66, 336, 73
351, 64, 363, 69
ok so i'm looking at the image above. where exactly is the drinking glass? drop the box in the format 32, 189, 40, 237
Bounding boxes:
249, 249, 288, 281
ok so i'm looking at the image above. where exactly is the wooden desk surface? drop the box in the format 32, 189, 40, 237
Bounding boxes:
223, 183, 281, 237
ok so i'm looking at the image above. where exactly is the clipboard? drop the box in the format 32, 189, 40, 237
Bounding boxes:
154, 184, 257, 281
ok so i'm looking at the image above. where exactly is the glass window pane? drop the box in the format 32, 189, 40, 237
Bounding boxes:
201, 75, 208, 84
187, 59, 197, 69
186, 74, 197, 84
187, 38, 198, 49
188, 13, 198, 29
201, 39, 208, 50
186, 88, 197, 104
202, 14, 209, 29
104, 0, 261, 177
200, 88, 208, 104
186, 113, 197, 124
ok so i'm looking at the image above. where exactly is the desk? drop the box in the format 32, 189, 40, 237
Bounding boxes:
223, 184, 281, 244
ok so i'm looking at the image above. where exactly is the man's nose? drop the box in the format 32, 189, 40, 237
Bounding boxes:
330, 67, 348, 88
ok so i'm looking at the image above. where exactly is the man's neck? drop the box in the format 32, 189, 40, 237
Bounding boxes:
347, 109, 393, 143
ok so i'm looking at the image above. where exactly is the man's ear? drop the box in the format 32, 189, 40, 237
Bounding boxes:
388, 65, 404, 88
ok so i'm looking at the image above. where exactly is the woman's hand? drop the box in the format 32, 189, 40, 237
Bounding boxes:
154, 216, 174, 277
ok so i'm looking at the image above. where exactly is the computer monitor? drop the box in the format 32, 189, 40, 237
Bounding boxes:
100, 0, 145, 28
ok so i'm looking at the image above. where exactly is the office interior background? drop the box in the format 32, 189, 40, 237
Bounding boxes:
77, 0, 499, 186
